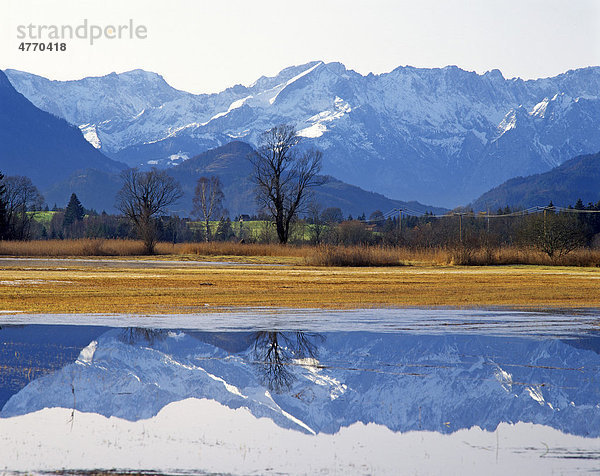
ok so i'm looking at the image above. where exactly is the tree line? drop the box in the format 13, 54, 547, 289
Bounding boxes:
1, 125, 599, 258
0, 125, 323, 253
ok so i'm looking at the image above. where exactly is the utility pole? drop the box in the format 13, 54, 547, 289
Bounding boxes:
458, 213, 463, 243
397, 209, 402, 243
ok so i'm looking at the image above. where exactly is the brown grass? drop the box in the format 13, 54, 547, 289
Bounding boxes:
448, 246, 600, 267
178, 241, 312, 258
0, 262, 599, 313
0, 240, 599, 268
0, 239, 312, 259
0, 239, 148, 256
306, 245, 406, 267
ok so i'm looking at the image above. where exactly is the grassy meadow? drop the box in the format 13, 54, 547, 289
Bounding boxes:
0, 239, 598, 313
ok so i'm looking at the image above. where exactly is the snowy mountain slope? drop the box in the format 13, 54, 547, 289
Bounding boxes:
0, 70, 126, 190
3, 329, 599, 438
472, 94, 600, 184
6, 64, 600, 205
4, 63, 324, 155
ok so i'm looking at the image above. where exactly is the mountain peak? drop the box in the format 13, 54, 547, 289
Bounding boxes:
116, 69, 166, 82
249, 61, 323, 90
6, 63, 600, 207
484, 68, 505, 81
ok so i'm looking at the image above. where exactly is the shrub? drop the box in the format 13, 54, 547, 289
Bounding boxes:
306, 246, 404, 267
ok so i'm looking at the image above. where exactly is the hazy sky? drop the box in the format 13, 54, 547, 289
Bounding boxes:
2, 0, 599, 93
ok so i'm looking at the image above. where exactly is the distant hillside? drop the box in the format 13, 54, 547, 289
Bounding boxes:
167, 141, 446, 217
15, 136, 445, 216
0, 70, 126, 193
43, 169, 123, 213
470, 151, 600, 211
40, 141, 445, 216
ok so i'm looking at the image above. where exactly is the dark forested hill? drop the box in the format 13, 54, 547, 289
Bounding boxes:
470, 151, 600, 211
0, 70, 126, 195
166, 141, 446, 217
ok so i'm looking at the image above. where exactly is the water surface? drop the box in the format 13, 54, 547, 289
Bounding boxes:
0, 308, 599, 474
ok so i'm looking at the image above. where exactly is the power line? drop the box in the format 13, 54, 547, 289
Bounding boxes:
369, 205, 600, 223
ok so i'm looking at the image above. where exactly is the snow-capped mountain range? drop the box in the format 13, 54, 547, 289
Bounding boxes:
2, 328, 599, 437
6, 63, 600, 205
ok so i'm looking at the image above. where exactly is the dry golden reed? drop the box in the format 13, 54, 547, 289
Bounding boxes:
0, 239, 599, 267
447, 246, 600, 267
0, 239, 146, 256
178, 241, 312, 257
306, 245, 405, 267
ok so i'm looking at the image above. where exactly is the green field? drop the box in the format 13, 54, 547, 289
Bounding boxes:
188, 219, 317, 241
28, 211, 57, 227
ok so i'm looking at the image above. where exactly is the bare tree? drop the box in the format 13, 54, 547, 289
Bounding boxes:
120, 328, 168, 345
321, 207, 344, 225
192, 176, 225, 242
519, 210, 586, 260
249, 125, 324, 244
307, 202, 324, 244
252, 331, 324, 392
3, 175, 44, 240
116, 169, 182, 254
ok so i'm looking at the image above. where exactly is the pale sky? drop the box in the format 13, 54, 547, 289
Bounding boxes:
1, 0, 599, 94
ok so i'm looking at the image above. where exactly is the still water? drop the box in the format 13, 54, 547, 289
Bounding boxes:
0, 309, 599, 474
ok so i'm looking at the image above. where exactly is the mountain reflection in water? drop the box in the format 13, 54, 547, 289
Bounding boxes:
1, 323, 599, 438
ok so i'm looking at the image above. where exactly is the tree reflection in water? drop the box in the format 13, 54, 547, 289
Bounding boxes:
119, 328, 168, 345
252, 331, 324, 393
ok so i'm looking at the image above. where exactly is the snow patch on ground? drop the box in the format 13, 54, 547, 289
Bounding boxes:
297, 96, 351, 138
530, 98, 550, 118
77, 341, 98, 364
297, 122, 327, 138
0, 280, 73, 286
493, 365, 513, 392
497, 111, 517, 134
296, 357, 347, 400
526, 386, 546, 406
169, 152, 189, 162
79, 123, 101, 149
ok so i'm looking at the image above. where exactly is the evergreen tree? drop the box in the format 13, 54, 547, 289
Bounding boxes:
63, 193, 85, 227
215, 217, 234, 241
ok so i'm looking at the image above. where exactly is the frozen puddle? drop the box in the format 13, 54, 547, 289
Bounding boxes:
0, 308, 599, 474
0, 279, 74, 286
